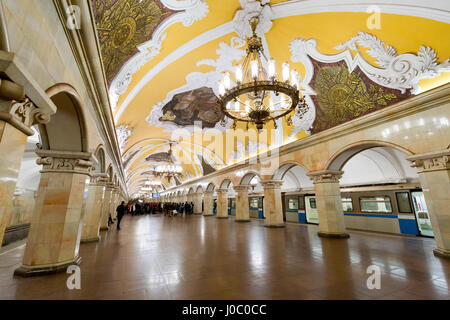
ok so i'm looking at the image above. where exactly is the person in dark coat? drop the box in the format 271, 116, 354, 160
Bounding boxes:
116, 201, 126, 230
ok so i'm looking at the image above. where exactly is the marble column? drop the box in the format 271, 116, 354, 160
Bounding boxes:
100, 185, 113, 231
81, 174, 107, 243
307, 170, 349, 238
0, 80, 50, 245
14, 150, 93, 276
193, 192, 203, 215
203, 191, 214, 216
408, 150, 450, 258
110, 188, 119, 220
234, 185, 250, 222
261, 180, 284, 227
216, 189, 228, 219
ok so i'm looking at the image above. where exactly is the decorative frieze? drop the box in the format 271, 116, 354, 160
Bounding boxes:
90, 173, 109, 186
0, 81, 50, 135
234, 185, 250, 192
407, 149, 450, 173
307, 170, 343, 184
35, 149, 94, 175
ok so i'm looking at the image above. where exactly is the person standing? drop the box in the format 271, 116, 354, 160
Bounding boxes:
116, 201, 126, 230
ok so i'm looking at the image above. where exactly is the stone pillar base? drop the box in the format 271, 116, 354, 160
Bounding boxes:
100, 226, 109, 231
264, 224, 285, 228
81, 236, 100, 243
216, 216, 228, 219
203, 214, 214, 217
14, 256, 82, 277
433, 248, 450, 259
236, 219, 250, 222
318, 231, 350, 239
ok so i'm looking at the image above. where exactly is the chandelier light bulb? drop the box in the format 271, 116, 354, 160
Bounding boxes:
235, 65, 243, 83
251, 60, 258, 79
226, 101, 231, 110
234, 101, 240, 112
269, 97, 275, 111
268, 59, 276, 79
282, 62, 290, 82
245, 101, 250, 113
218, 81, 225, 96
224, 72, 231, 90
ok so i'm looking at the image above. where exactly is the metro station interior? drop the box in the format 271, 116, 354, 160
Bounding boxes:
0, 0, 449, 300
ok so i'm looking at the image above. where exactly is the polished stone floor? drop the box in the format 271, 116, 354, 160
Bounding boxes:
0, 214, 449, 300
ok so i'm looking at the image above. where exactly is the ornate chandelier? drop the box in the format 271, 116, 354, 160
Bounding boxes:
218, 16, 309, 130
153, 142, 182, 179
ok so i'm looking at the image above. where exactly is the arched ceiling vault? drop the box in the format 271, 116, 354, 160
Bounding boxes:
91, 0, 450, 192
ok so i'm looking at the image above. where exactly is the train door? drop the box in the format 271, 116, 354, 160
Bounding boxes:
304, 195, 319, 224
411, 191, 434, 237
213, 199, 217, 215
281, 193, 286, 222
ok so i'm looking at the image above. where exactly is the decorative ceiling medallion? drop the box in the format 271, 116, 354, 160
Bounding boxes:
232, 0, 274, 39
289, 31, 450, 137
92, 0, 176, 84
147, 37, 246, 133
310, 61, 409, 133
105, 0, 210, 111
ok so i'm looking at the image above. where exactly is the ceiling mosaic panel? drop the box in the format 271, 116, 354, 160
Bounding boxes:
91, 0, 176, 83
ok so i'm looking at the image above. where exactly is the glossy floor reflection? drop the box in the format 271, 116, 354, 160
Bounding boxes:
0, 214, 449, 300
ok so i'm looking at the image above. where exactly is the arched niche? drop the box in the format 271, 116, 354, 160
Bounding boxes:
206, 182, 215, 192
196, 185, 203, 193
39, 84, 89, 152
93, 145, 106, 174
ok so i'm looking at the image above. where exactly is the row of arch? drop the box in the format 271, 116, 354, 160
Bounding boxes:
162, 140, 416, 198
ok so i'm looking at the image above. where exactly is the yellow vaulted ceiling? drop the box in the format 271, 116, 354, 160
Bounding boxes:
91, 0, 450, 195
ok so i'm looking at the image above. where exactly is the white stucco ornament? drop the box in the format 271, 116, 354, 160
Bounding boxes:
232, 0, 274, 39
116, 125, 133, 153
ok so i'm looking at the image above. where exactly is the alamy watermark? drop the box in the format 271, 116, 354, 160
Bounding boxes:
66, 265, 81, 290
66, 5, 81, 30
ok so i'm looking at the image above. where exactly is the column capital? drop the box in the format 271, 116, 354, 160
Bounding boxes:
407, 149, 450, 173
204, 190, 214, 195
35, 149, 94, 175
234, 185, 250, 192
216, 188, 228, 194
261, 180, 283, 188
307, 170, 343, 184
0, 81, 51, 135
90, 173, 108, 186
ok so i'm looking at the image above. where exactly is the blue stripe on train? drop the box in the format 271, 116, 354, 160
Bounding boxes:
398, 219, 419, 235
298, 212, 307, 223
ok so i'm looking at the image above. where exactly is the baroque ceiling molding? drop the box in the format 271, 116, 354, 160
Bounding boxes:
288, 31, 450, 138
146, 37, 246, 133
113, 0, 450, 124
116, 124, 133, 153
232, 0, 274, 39
109, 0, 209, 111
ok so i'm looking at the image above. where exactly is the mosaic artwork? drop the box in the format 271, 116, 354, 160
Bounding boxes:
91, 0, 175, 83
310, 60, 410, 133
159, 87, 224, 128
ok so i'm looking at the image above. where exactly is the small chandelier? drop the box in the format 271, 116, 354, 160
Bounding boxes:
153, 142, 182, 179
218, 16, 309, 130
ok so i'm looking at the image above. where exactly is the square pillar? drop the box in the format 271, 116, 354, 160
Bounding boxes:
110, 188, 119, 220
261, 180, 284, 227
203, 191, 214, 216
234, 185, 250, 222
14, 150, 93, 276
81, 175, 107, 243
307, 170, 349, 239
408, 150, 450, 259
193, 192, 203, 215
100, 185, 114, 231
216, 189, 228, 219
0, 81, 50, 245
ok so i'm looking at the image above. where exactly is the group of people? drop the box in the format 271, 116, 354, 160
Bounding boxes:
113, 200, 199, 230
162, 202, 195, 217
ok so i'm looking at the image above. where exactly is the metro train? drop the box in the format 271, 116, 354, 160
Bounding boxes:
216, 184, 434, 238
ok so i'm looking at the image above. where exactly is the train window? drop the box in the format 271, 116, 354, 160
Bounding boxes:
342, 198, 353, 212
249, 198, 259, 209
288, 198, 299, 210
360, 196, 392, 213
395, 192, 412, 213
298, 196, 305, 210
309, 198, 317, 209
